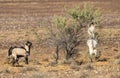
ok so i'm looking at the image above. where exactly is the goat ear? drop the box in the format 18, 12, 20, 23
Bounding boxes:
26, 41, 32, 46
25, 41, 29, 45
25, 41, 29, 43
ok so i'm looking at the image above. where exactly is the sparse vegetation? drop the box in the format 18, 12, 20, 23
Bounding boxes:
0, 0, 119, 78
26, 71, 57, 78
48, 4, 102, 63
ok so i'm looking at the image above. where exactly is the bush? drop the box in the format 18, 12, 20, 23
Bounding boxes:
47, 4, 102, 62
68, 4, 102, 26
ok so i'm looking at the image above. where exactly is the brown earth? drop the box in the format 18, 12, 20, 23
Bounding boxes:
0, 0, 119, 78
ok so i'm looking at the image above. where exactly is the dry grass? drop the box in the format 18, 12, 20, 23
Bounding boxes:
26, 71, 58, 78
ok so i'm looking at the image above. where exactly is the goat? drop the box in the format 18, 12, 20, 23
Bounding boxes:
88, 23, 96, 39
87, 38, 98, 62
8, 41, 32, 65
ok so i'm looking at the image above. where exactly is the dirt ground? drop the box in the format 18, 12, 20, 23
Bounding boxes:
0, 0, 119, 78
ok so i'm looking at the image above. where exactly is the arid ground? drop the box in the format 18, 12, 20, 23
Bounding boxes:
0, 0, 120, 78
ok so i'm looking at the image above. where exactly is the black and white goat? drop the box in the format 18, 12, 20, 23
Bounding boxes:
8, 41, 32, 65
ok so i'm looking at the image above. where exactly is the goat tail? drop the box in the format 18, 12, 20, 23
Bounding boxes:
8, 47, 13, 56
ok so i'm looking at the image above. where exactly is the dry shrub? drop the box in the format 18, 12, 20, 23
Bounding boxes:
47, 4, 102, 62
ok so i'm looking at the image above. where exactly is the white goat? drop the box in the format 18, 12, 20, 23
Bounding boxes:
87, 38, 98, 62
88, 23, 95, 39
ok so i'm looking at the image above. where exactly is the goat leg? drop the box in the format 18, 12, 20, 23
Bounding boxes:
25, 57, 29, 64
